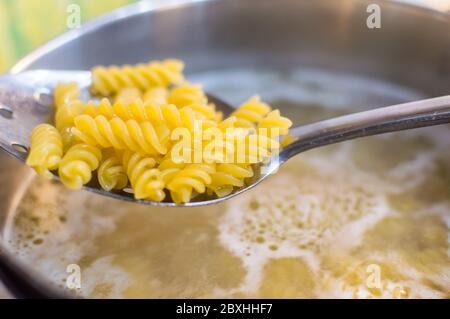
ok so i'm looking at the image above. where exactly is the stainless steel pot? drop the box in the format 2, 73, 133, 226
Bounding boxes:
0, 0, 449, 298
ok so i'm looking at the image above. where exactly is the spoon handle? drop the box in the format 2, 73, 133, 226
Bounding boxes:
282, 96, 450, 160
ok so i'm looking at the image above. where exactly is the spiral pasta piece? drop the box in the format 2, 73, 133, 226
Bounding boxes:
54, 82, 80, 109
91, 59, 184, 96
201, 117, 239, 163
58, 144, 102, 190
26, 124, 63, 179
211, 116, 274, 163
143, 87, 168, 106
168, 83, 208, 108
157, 156, 184, 186
232, 96, 272, 128
198, 115, 275, 164
83, 99, 114, 118
258, 109, 293, 136
82, 98, 216, 131
232, 132, 273, 163
121, 151, 165, 201
166, 163, 215, 203
54, 83, 84, 148
208, 163, 254, 197
55, 100, 84, 133
114, 87, 142, 104
190, 103, 222, 122
97, 150, 128, 191
72, 115, 170, 155
168, 83, 222, 121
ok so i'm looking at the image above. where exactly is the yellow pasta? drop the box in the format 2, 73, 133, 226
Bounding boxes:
83, 99, 114, 118
232, 95, 272, 128
212, 115, 275, 164
54, 82, 80, 109
55, 99, 84, 133
158, 155, 185, 172
208, 163, 254, 197
168, 82, 223, 122
82, 98, 216, 131
97, 150, 128, 191
53, 83, 85, 148
244, 133, 275, 163
157, 156, 184, 189
26, 124, 63, 179
258, 109, 293, 136
26, 59, 295, 203
201, 124, 281, 195
166, 163, 216, 203
143, 87, 168, 105
58, 144, 102, 190
72, 114, 170, 155
121, 151, 165, 201
168, 83, 208, 108
189, 102, 222, 122
91, 59, 184, 96
114, 87, 142, 104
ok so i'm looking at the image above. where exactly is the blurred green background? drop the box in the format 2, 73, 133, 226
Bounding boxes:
0, 0, 139, 73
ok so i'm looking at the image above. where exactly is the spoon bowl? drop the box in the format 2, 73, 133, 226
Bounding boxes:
0, 70, 449, 206
0, 70, 240, 207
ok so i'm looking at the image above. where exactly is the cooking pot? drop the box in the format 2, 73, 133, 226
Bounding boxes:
0, 0, 449, 298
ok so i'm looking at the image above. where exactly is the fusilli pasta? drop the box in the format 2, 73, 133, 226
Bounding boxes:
231, 95, 272, 128
258, 110, 293, 136
82, 98, 216, 131
168, 83, 208, 108
72, 114, 170, 155
121, 151, 165, 201
26, 124, 63, 179
166, 163, 216, 203
58, 144, 102, 190
114, 87, 142, 104
208, 163, 254, 197
91, 59, 184, 96
54, 83, 84, 148
98, 150, 128, 191
54, 82, 80, 109
143, 87, 168, 105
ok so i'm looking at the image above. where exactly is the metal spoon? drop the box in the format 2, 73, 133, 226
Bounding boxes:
0, 70, 449, 207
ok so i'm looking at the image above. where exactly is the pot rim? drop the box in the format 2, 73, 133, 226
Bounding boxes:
1, 0, 449, 299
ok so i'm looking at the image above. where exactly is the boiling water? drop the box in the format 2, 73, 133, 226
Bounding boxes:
4, 69, 450, 298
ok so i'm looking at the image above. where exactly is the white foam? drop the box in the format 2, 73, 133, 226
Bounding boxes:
80, 255, 132, 298
5, 186, 130, 296
217, 151, 393, 295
